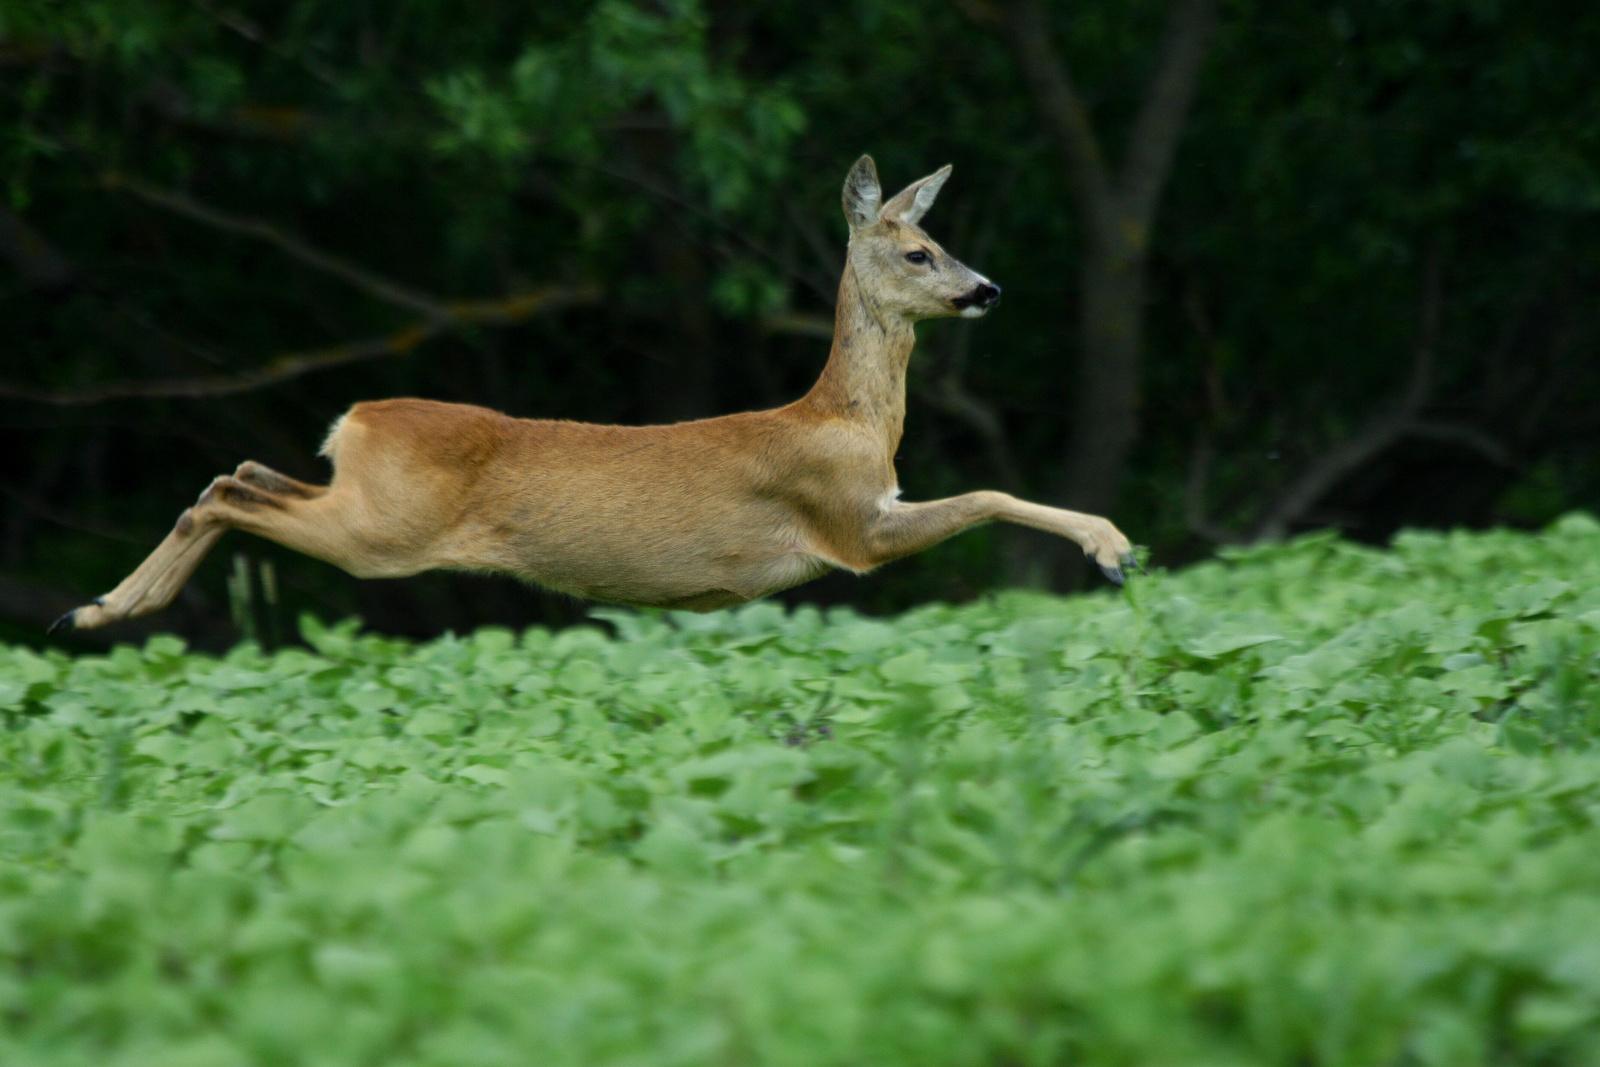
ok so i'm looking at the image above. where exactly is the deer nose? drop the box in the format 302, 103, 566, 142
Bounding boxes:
974, 282, 1001, 307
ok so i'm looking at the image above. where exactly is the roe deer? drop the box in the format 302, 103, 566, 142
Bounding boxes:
51, 155, 1135, 634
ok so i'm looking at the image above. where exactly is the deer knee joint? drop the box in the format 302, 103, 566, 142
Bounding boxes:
195, 476, 233, 507
234, 460, 319, 499
198, 475, 282, 512
176, 503, 228, 535
232, 461, 272, 489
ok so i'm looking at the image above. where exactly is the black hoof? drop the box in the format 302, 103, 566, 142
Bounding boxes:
47, 608, 78, 635
1121, 551, 1147, 576
1098, 561, 1125, 587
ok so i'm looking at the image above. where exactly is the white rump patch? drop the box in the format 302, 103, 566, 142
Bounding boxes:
317, 414, 349, 458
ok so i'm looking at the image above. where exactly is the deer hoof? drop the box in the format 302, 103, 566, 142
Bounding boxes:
1098, 560, 1126, 586
48, 596, 107, 634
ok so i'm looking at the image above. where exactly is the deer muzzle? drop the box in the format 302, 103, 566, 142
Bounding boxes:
953, 282, 1002, 316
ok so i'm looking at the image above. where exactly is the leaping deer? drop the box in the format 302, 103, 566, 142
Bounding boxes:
51, 156, 1135, 635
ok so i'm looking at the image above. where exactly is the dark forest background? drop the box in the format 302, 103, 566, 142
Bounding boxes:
3, 0, 1598, 650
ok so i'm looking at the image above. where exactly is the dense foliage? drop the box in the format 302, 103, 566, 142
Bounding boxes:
3, 519, 1600, 1064
2, 0, 1598, 642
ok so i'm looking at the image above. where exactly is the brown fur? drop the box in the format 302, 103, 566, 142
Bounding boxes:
56, 157, 1132, 633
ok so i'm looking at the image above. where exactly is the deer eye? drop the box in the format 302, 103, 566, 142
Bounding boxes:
905, 250, 930, 265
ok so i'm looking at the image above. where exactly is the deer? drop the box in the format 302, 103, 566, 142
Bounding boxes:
50, 156, 1135, 635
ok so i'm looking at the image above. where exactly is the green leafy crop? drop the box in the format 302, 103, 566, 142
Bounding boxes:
5, 518, 1600, 1065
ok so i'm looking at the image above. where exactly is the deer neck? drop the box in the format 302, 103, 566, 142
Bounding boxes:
804, 259, 916, 441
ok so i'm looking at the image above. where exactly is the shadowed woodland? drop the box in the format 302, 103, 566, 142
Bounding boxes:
3, 0, 1598, 648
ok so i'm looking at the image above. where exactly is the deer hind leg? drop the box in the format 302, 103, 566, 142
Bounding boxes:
51, 469, 344, 634
864, 490, 1137, 584
233, 460, 327, 500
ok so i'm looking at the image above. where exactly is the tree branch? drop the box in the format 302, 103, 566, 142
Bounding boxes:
0, 203, 76, 290
0, 480, 157, 545
0, 285, 598, 405
917, 374, 1024, 492
107, 173, 449, 317
760, 310, 834, 339
982, 0, 1117, 241
1405, 421, 1514, 467
1249, 252, 1441, 541
966, 0, 1215, 255
186, 0, 342, 88
1183, 434, 1248, 544
585, 160, 838, 306
783, 201, 846, 304
1189, 255, 1516, 545
1118, 0, 1217, 233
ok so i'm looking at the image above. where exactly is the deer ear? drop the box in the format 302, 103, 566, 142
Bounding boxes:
880, 164, 952, 226
842, 155, 882, 231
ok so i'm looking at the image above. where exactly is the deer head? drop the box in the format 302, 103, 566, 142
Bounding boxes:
841, 155, 1001, 322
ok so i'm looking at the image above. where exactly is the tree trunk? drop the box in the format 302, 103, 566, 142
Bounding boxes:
1066, 238, 1145, 518
1012, 236, 1145, 587
962, 0, 1215, 588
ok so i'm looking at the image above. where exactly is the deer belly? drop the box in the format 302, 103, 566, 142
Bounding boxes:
737, 547, 836, 597
462, 487, 840, 607
646, 551, 835, 610
510, 537, 836, 608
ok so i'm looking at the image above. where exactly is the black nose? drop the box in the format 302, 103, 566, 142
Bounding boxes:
953, 283, 1002, 311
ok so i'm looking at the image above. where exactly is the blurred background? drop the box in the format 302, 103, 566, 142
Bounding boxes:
2, 0, 1598, 650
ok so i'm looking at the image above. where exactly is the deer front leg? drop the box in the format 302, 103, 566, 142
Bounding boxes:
865, 490, 1137, 583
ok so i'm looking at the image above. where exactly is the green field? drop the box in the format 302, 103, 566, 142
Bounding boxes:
5, 520, 1600, 1065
